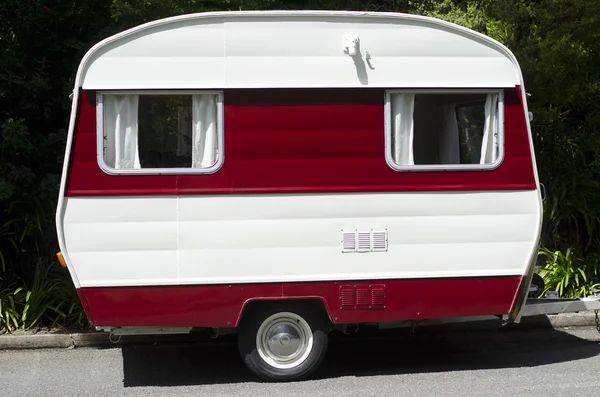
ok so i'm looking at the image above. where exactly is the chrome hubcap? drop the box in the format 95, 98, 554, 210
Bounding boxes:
256, 312, 313, 369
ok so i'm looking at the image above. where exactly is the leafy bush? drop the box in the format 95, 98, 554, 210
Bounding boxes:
1, 0, 600, 331
0, 261, 86, 333
538, 248, 600, 298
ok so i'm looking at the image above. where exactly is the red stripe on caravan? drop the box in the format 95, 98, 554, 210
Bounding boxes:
66, 88, 536, 196
78, 276, 522, 328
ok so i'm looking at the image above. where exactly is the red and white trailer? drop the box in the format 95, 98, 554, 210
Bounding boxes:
55, 10, 600, 381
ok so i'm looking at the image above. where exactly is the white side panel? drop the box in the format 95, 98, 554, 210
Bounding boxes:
62, 191, 541, 288
84, 21, 226, 90
62, 197, 179, 286
80, 12, 519, 89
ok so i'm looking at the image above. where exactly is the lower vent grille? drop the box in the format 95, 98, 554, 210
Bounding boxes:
339, 284, 387, 310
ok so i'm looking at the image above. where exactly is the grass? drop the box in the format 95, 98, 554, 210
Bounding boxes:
0, 260, 87, 333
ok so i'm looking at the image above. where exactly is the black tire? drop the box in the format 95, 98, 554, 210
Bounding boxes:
237, 302, 329, 382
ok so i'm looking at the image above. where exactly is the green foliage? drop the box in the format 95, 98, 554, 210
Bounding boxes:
538, 248, 600, 298
0, 283, 22, 331
0, 0, 110, 329
409, 0, 490, 32
1, 0, 600, 329
493, 1, 600, 256
0, 261, 86, 333
479, 0, 600, 296
409, 0, 600, 296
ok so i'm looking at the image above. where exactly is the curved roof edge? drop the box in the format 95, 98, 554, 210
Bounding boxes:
75, 10, 525, 90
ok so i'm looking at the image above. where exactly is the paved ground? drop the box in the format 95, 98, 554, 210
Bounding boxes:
1, 326, 600, 396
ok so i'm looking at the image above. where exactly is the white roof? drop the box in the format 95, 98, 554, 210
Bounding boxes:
78, 11, 523, 90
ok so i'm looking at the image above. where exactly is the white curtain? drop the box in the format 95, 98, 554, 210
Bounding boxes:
390, 93, 415, 165
480, 93, 499, 164
104, 95, 140, 169
439, 104, 460, 164
192, 94, 218, 168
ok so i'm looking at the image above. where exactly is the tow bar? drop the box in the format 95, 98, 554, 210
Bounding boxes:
520, 283, 600, 335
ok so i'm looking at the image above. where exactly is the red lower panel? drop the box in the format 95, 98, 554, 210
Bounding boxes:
79, 276, 522, 328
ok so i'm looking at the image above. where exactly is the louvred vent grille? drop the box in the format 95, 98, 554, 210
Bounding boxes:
339, 284, 387, 310
341, 229, 388, 253
371, 288, 386, 306
340, 288, 355, 307
373, 232, 387, 251
357, 232, 371, 252
342, 232, 356, 251
356, 288, 370, 306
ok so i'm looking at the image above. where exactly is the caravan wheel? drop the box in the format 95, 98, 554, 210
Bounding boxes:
238, 303, 329, 382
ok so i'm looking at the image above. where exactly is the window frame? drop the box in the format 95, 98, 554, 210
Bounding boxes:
383, 88, 505, 172
96, 90, 225, 176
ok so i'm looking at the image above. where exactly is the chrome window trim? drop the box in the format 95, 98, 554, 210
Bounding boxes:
384, 88, 505, 172
96, 90, 225, 176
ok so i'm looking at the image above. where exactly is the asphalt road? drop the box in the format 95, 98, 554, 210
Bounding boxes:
1, 326, 600, 397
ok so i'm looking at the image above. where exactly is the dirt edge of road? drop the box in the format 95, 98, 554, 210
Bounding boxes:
1, 311, 598, 350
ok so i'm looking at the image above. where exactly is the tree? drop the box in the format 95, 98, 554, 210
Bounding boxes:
1, 0, 599, 331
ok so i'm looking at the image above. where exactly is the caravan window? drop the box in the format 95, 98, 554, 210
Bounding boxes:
97, 91, 223, 174
385, 90, 503, 171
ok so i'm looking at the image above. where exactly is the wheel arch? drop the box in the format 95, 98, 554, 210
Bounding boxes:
236, 297, 335, 327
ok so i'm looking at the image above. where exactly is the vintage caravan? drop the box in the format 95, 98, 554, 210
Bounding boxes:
56, 10, 550, 381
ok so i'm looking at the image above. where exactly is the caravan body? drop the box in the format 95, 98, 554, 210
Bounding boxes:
56, 11, 542, 380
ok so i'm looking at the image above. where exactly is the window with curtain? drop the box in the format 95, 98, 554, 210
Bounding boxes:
387, 91, 501, 169
99, 92, 221, 172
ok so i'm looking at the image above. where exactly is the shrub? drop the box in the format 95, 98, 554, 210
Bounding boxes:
538, 247, 600, 298
0, 261, 87, 333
